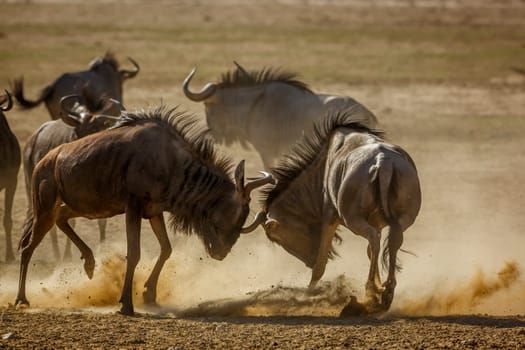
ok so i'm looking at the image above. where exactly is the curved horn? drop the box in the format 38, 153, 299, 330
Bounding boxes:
241, 211, 267, 234
120, 56, 140, 80
182, 68, 217, 102
100, 98, 126, 115
94, 114, 122, 127
244, 171, 275, 198
60, 94, 82, 118
59, 94, 83, 126
233, 61, 250, 78
1, 90, 13, 112
108, 98, 126, 111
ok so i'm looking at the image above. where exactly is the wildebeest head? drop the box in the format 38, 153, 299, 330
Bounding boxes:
192, 160, 273, 260
88, 51, 140, 83
257, 211, 321, 268
59, 92, 122, 137
185, 160, 273, 260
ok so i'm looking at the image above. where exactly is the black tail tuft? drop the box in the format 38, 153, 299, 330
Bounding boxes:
381, 221, 403, 273
12, 77, 50, 109
18, 210, 34, 251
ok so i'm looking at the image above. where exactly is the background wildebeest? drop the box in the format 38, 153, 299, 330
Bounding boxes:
12, 51, 139, 120
183, 62, 378, 169
22, 88, 123, 261
252, 112, 421, 316
16, 107, 273, 315
0, 91, 21, 263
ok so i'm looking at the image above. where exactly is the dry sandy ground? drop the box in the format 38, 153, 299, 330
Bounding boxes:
1, 1, 525, 349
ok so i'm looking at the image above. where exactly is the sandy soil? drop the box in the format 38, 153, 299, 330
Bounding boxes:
1, 1, 525, 349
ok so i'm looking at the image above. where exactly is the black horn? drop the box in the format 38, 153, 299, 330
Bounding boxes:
241, 211, 267, 234
59, 94, 83, 126
101, 98, 126, 114
182, 68, 217, 102
244, 171, 275, 198
60, 94, 82, 117
120, 57, 140, 80
1, 90, 13, 112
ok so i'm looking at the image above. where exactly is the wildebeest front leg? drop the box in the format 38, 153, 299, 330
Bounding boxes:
16, 208, 57, 306
55, 206, 95, 279
120, 197, 142, 316
143, 213, 172, 306
309, 204, 339, 288
98, 218, 107, 242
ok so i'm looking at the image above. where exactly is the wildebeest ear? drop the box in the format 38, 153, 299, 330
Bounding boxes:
234, 160, 245, 193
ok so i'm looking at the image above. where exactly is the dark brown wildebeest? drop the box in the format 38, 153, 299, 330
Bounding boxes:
23, 90, 122, 260
249, 112, 421, 315
183, 62, 378, 170
12, 52, 139, 120
0, 91, 21, 263
16, 107, 273, 315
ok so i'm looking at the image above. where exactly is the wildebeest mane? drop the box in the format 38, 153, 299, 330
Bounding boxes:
219, 66, 313, 93
261, 111, 384, 208
112, 106, 233, 174
89, 51, 120, 71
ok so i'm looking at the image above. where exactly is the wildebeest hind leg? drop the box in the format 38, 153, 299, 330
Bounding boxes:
3, 180, 16, 263
55, 206, 95, 279
119, 196, 142, 316
49, 226, 61, 261
345, 218, 382, 306
143, 213, 172, 306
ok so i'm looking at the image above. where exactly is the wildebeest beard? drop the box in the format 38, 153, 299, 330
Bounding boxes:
167, 178, 244, 257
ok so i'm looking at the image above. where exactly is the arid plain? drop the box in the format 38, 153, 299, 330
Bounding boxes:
0, 1, 524, 348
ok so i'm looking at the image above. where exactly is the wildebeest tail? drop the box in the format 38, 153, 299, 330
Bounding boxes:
370, 153, 403, 272
12, 77, 53, 109
369, 152, 393, 222
18, 209, 33, 251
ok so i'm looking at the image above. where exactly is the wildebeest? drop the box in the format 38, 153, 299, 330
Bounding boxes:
183, 62, 378, 169
0, 91, 21, 262
22, 89, 122, 260
16, 107, 273, 315
249, 112, 421, 315
12, 52, 139, 120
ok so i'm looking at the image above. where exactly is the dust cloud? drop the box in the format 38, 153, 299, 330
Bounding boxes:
0, 180, 524, 317
393, 261, 525, 316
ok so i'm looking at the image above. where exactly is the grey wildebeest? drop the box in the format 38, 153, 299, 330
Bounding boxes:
183, 62, 378, 170
249, 112, 421, 315
16, 107, 273, 315
0, 91, 21, 262
12, 51, 139, 120
23, 90, 122, 260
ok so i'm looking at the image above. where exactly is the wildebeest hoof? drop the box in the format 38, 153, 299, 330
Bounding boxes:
15, 298, 30, 310
118, 305, 135, 316
339, 296, 367, 317
142, 290, 157, 306
82, 256, 95, 279
381, 289, 394, 310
